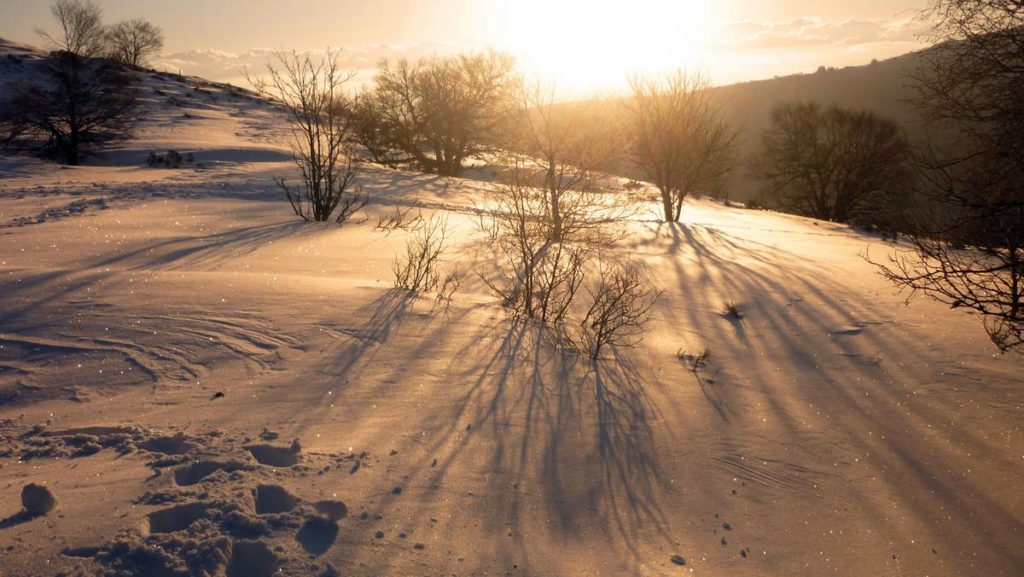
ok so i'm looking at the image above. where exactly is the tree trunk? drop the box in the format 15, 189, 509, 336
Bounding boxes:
549, 185, 562, 241
66, 130, 80, 165
660, 187, 674, 222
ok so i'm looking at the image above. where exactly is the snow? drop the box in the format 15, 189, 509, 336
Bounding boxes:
0, 41, 1022, 577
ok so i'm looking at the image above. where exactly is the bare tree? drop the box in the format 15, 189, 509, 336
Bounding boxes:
347, 90, 403, 167
0, 52, 138, 165
627, 70, 738, 222
513, 80, 625, 242
875, 199, 1024, 351
752, 101, 912, 229
106, 18, 164, 68
914, 0, 1023, 146
246, 49, 364, 223
873, 0, 1023, 351
36, 0, 107, 58
352, 52, 517, 176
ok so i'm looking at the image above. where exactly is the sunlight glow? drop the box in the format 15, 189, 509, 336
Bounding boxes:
495, 0, 712, 94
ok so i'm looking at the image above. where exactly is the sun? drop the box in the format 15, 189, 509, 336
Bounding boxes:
494, 0, 713, 94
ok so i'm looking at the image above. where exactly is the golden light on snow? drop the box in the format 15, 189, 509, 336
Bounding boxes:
494, 0, 712, 93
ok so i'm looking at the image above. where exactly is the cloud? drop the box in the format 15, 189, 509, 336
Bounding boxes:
716, 16, 925, 52
151, 42, 477, 87
149, 17, 931, 89
698, 15, 930, 83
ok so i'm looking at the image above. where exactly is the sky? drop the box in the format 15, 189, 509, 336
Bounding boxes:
0, 0, 932, 91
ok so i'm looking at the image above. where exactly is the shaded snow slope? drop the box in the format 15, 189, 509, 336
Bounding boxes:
0, 37, 289, 177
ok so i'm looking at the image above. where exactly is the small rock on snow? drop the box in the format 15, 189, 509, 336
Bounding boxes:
22, 483, 57, 515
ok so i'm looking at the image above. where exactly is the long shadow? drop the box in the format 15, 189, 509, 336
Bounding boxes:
586, 351, 670, 552
399, 318, 673, 566
0, 219, 324, 404
0, 221, 306, 329
280, 288, 417, 432
92, 220, 306, 272
0, 511, 38, 529
647, 216, 1023, 573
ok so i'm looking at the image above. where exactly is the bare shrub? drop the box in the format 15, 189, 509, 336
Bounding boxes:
876, 239, 1022, 350
393, 216, 449, 293
567, 262, 660, 359
723, 302, 744, 320
376, 204, 423, 233
246, 49, 364, 223
480, 164, 589, 324
146, 150, 194, 168
678, 347, 711, 372
436, 269, 462, 305
480, 162, 658, 358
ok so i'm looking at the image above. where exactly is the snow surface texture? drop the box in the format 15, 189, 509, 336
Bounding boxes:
0, 40, 1022, 577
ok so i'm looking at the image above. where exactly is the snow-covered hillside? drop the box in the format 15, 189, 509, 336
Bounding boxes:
0, 40, 1021, 577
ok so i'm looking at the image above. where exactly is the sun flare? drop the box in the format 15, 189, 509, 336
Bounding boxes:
495, 0, 712, 93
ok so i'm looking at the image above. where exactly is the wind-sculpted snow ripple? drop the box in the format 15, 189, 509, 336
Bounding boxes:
0, 180, 283, 228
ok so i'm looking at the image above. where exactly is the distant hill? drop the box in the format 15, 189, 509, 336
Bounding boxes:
572, 50, 932, 203
713, 51, 927, 202
1, 36, 931, 202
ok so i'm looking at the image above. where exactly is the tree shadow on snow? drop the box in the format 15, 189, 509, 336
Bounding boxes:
398, 319, 673, 569
643, 218, 1024, 570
